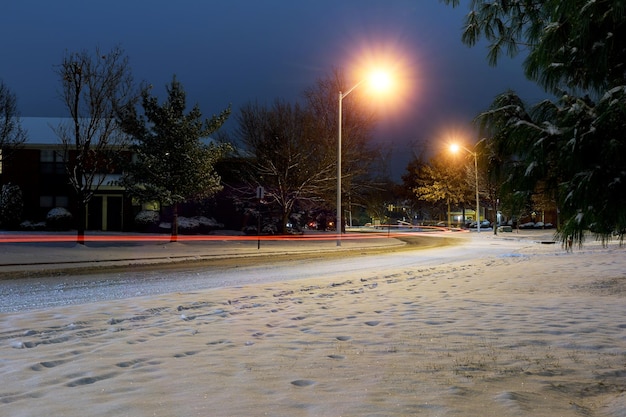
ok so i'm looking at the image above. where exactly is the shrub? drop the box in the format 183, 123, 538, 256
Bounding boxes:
46, 207, 73, 231
134, 210, 160, 232
19, 220, 46, 231
192, 216, 223, 233
0, 183, 23, 229
178, 216, 200, 233
177, 216, 224, 234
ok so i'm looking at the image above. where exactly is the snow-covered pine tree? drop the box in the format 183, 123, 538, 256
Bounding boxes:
443, 0, 626, 245
118, 76, 231, 242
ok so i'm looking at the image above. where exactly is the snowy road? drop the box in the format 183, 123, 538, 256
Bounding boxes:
0, 234, 540, 313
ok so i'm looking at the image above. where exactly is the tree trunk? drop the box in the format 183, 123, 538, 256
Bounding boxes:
170, 203, 178, 242
280, 207, 290, 234
76, 199, 86, 245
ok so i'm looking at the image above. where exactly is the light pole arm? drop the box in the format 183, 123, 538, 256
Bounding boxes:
457, 144, 474, 156
340, 79, 365, 100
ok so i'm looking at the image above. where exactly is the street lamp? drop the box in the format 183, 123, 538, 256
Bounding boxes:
450, 143, 480, 233
337, 71, 391, 246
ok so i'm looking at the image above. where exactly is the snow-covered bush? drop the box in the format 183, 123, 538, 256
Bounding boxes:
195, 216, 223, 233
134, 210, 160, 232
178, 216, 200, 233
0, 183, 23, 229
177, 216, 224, 234
19, 220, 46, 231
243, 225, 258, 235
243, 221, 276, 235
262, 222, 277, 235
46, 207, 73, 231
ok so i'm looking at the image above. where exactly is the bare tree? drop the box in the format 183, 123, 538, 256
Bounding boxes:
229, 69, 380, 233
303, 68, 380, 227
54, 46, 136, 243
235, 99, 335, 233
0, 80, 27, 167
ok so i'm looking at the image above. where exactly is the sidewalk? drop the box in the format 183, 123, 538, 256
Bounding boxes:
0, 232, 406, 277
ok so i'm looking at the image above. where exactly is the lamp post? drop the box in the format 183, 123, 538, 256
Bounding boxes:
337, 81, 364, 246
451, 144, 480, 233
336, 71, 391, 246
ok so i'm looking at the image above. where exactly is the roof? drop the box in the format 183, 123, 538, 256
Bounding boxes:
19, 117, 219, 147
19, 117, 66, 145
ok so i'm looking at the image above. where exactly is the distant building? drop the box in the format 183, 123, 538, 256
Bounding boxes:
1, 117, 133, 231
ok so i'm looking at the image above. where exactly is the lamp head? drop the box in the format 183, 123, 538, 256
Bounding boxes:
368, 70, 391, 92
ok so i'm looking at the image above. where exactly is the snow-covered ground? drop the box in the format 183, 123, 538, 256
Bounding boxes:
1, 232, 625, 416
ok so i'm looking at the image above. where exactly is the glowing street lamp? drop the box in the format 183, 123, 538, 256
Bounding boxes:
337, 70, 391, 246
450, 143, 480, 233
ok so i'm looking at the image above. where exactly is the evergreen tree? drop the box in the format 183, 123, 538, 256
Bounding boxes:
118, 76, 231, 241
0, 183, 23, 229
442, 0, 626, 245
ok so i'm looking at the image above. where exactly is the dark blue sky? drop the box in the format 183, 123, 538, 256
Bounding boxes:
1, 0, 546, 179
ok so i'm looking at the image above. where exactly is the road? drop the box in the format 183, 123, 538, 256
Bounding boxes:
0, 233, 539, 313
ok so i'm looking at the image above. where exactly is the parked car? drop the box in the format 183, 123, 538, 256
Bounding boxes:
469, 220, 491, 228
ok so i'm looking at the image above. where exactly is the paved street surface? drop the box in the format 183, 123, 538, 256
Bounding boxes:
0, 231, 408, 277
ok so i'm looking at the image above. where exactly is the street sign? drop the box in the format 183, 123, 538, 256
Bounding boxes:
256, 186, 265, 200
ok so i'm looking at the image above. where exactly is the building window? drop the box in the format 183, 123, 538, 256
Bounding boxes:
40, 149, 66, 175
40, 196, 53, 208
56, 196, 69, 207
40, 195, 69, 208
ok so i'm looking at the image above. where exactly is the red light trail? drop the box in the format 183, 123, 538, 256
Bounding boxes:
0, 227, 458, 244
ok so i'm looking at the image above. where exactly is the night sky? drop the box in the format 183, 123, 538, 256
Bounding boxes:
1, 1, 546, 179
